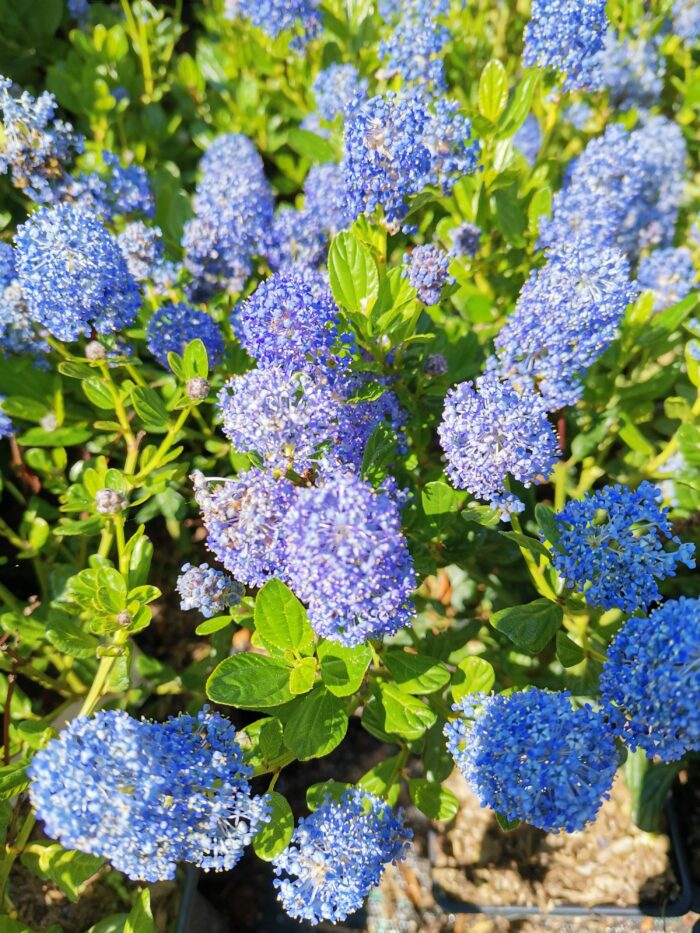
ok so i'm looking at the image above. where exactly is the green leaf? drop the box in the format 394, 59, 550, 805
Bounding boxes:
361, 421, 397, 485
493, 187, 527, 246
535, 503, 561, 546
678, 424, 700, 467
408, 779, 459, 821
252, 791, 294, 861
195, 614, 233, 636
207, 654, 294, 709
377, 682, 437, 740
495, 812, 521, 832
289, 657, 317, 695
384, 649, 450, 695
555, 631, 584, 668
46, 614, 99, 659
287, 127, 338, 163
498, 70, 540, 137
491, 599, 563, 654
18, 426, 92, 447
183, 339, 209, 380
131, 387, 169, 431
0, 760, 29, 799
478, 59, 508, 123
306, 780, 351, 811
423, 724, 455, 783
20, 842, 103, 903
421, 481, 459, 518
0, 396, 49, 421
328, 231, 379, 315
318, 640, 372, 696
499, 530, 551, 561
82, 379, 116, 411
358, 755, 402, 806
625, 749, 681, 833
241, 718, 291, 771
254, 579, 315, 653
124, 889, 157, 933
451, 656, 495, 702
283, 687, 348, 760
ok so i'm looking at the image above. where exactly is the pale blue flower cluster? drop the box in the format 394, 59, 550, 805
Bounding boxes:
176, 563, 244, 618
550, 482, 696, 613
311, 64, 368, 122
224, 0, 322, 47
598, 31, 664, 111
379, 5, 450, 90
601, 598, 700, 761
523, 0, 608, 90
445, 690, 618, 832
438, 371, 560, 517
673, 0, 700, 43
272, 790, 411, 924
0, 397, 12, 438
146, 302, 224, 369
513, 114, 541, 166
637, 247, 695, 311
403, 244, 451, 304
28, 708, 270, 882
118, 221, 164, 283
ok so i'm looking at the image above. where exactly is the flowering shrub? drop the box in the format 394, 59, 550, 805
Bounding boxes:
0, 0, 698, 928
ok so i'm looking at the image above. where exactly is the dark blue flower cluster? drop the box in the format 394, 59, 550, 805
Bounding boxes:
272, 790, 410, 924
177, 562, 245, 618
445, 690, 618, 832
450, 222, 481, 258
550, 482, 696, 613
600, 598, 700, 761
146, 302, 224, 370
28, 708, 270, 881
118, 220, 164, 283
523, 0, 608, 90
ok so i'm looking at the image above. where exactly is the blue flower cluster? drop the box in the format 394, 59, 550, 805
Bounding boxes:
598, 31, 664, 111
146, 302, 224, 370
176, 563, 244, 618
118, 220, 164, 283
493, 241, 638, 409
379, 4, 450, 91
0, 398, 13, 439
182, 134, 274, 298
550, 482, 696, 613
403, 244, 451, 305
28, 708, 270, 881
600, 598, 700, 761
450, 222, 481, 258
272, 790, 410, 924
281, 470, 416, 645
513, 115, 541, 166
311, 64, 368, 122
267, 206, 327, 272
15, 203, 141, 341
637, 247, 695, 312
224, 0, 322, 47
0, 245, 47, 358
69, 151, 155, 222
438, 372, 560, 517
673, 0, 700, 43
523, 0, 608, 91
445, 691, 618, 832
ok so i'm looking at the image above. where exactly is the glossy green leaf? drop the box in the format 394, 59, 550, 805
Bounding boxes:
451, 656, 495, 702
207, 654, 294, 709
491, 599, 563, 654
283, 687, 348, 760
328, 231, 379, 314
384, 649, 450, 695
408, 779, 459, 821
253, 792, 294, 860
478, 59, 508, 122
318, 640, 372, 696
254, 579, 315, 653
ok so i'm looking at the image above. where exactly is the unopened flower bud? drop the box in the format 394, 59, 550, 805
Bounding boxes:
116, 610, 132, 627
95, 488, 127, 515
85, 340, 107, 361
186, 377, 210, 401
424, 353, 448, 376
40, 412, 58, 432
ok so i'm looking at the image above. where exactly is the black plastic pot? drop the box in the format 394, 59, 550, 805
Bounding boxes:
429, 795, 694, 920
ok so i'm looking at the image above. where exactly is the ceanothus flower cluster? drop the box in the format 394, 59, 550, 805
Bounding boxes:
523, 0, 608, 91
550, 482, 696, 613
379, 5, 450, 91
450, 222, 481, 258
493, 240, 638, 410
272, 790, 411, 925
513, 115, 541, 166
445, 691, 618, 832
117, 221, 164, 283
600, 598, 700, 762
403, 244, 451, 304
637, 247, 695, 312
281, 470, 416, 645
176, 563, 244, 618
0, 398, 12, 439
597, 30, 664, 111
673, 0, 700, 43
146, 302, 224, 370
14, 203, 141, 341
310, 64, 368, 122
438, 371, 560, 517
224, 0, 322, 47
28, 708, 270, 882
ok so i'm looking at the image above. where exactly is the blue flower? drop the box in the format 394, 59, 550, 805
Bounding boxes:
550, 482, 696, 613
438, 371, 560, 518
379, 9, 450, 90
597, 30, 664, 111
28, 708, 269, 882
673, 0, 700, 43
192, 468, 296, 588
176, 563, 244, 618
267, 206, 328, 272
281, 470, 416, 645
224, 0, 322, 47
272, 790, 411, 924
65, 152, 155, 222
445, 690, 618, 832
403, 244, 451, 304
513, 114, 541, 166
14, 203, 141, 342
67, 0, 90, 21
450, 222, 481, 258
637, 247, 695, 312
0, 398, 13, 439
117, 221, 164, 283
493, 240, 638, 410
523, 0, 608, 91
302, 164, 351, 237
311, 64, 368, 122
146, 302, 224, 370
600, 598, 700, 761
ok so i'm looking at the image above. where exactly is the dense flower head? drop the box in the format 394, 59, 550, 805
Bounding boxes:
192, 469, 296, 588
422, 95, 480, 191
28, 708, 269, 881
673, 0, 700, 43
267, 206, 327, 271
272, 789, 411, 925
598, 30, 664, 110
0, 76, 81, 202
0, 243, 15, 288
68, 0, 90, 20
302, 164, 351, 237
540, 119, 687, 260
550, 482, 695, 612
117, 221, 164, 283
176, 562, 244, 618
446, 691, 618, 832
493, 240, 638, 410
637, 247, 695, 311
331, 375, 407, 472
378, 0, 450, 22
403, 244, 451, 304
235, 270, 345, 369
450, 221, 481, 258
0, 278, 47, 358
513, 114, 541, 166
600, 598, 700, 761
224, 0, 322, 47
311, 64, 368, 122
65, 152, 155, 222
281, 470, 416, 645
217, 366, 342, 472
438, 371, 560, 518
379, 10, 449, 90
564, 102, 594, 130
14, 202, 141, 341
523, 0, 607, 91
182, 134, 274, 299
146, 302, 224, 370
0, 398, 12, 438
